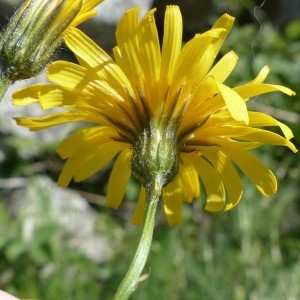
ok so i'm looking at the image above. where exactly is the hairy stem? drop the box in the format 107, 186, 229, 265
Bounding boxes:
113, 178, 162, 300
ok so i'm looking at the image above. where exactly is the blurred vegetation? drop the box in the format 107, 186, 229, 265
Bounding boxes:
1, 1, 300, 299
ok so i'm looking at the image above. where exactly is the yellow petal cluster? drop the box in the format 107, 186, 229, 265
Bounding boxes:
13, 6, 297, 225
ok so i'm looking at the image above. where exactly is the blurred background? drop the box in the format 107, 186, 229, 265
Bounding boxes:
1, 0, 300, 299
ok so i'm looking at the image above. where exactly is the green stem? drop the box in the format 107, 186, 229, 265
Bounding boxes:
0, 75, 11, 101
113, 178, 162, 300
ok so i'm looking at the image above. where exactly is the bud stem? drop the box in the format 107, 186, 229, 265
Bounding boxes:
113, 177, 162, 300
0, 75, 11, 101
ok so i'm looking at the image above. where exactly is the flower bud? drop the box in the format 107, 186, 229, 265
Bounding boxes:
0, 0, 82, 83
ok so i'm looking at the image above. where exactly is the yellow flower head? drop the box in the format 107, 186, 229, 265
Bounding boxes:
13, 6, 297, 225
0, 0, 104, 83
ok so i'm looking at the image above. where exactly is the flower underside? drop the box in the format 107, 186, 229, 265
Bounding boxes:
13, 6, 297, 225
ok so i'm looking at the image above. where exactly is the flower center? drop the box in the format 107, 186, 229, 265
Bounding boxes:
132, 120, 180, 190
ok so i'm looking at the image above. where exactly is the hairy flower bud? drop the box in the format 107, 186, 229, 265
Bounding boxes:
0, 0, 82, 84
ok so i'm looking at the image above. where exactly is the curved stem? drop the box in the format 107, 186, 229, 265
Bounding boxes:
113, 178, 162, 300
0, 75, 11, 101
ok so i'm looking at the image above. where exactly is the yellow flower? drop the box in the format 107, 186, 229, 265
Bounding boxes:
13, 6, 297, 225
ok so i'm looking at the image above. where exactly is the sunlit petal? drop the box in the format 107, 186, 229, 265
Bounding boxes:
14, 110, 105, 131
215, 80, 249, 123
65, 28, 135, 98
58, 141, 128, 186
186, 154, 226, 212
107, 148, 132, 208
222, 145, 277, 196
179, 157, 200, 202
13, 84, 57, 106
235, 83, 295, 100
206, 51, 238, 83
56, 126, 119, 158
131, 186, 146, 225
160, 6, 182, 84
200, 147, 243, 210
162, 179, 183, 225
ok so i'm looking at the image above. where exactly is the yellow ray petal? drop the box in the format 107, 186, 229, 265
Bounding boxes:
46, 62, 140, 129
115, 8, 146, 80
180, 79, 295, 134
248, 111, 295, 140
131, 186, 146, 225
250, 66, 270, 84
13, 84, 57, 106
205, 110, 295, 140
170, 28, 224, 90
178, 78, 220, 132
114, 8, 157, 115
14, 83, 125, 123
178, 157, 200, 202
74, 142, 128, 182
14, 110, 104, 131
186, 154, 226, 212
135, 9, 160, 89
200, 148, 243, 210
206, 51, 238, 83
192, 75, 219, 102
106, 148, 132, 208
212, 13, 235, 35
47, 61, 93, 90
56, 126, 119, 159
69, 0, 104, 27
215, 80, 249, 123
235, 83, 295, 100
195, 125, 297, 153
115, 8, 160, 113
13, 83, 87, 110
166, 30, 225, 116
69, 11, 97, 28
174, 14, 234, 92
222, 145, 277, 196
58, 141, 127, 186
160, 5, 182, 84
81, 0, 103, 14
65, 27, 113, 69
162, 179, 183, 225
47, 61, 128, 106
116, 7, 140, 47
65, 28, 134, 98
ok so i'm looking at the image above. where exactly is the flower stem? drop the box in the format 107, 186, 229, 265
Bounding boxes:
0, 75, 11, 101
113, 178, 162, 300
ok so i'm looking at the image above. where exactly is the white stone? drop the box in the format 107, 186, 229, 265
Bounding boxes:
95, 0, 153, 24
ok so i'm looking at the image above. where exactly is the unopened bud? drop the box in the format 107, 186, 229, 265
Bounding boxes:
0, 0, 82, 83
